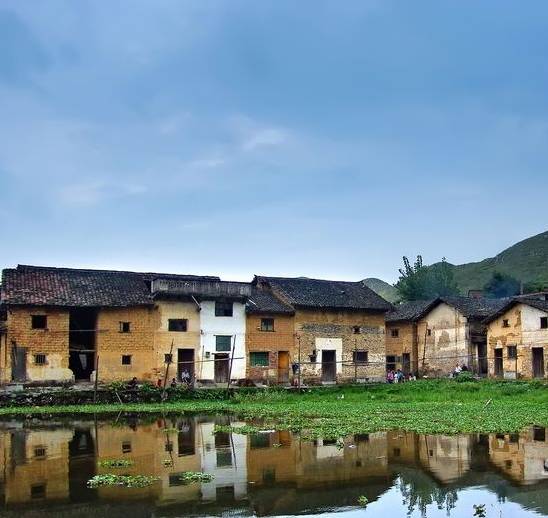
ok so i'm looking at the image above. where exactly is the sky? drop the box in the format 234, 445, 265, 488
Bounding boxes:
1, 0, 547, 283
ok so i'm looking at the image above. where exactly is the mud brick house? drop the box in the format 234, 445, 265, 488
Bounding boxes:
0, 265, 247, 384
484, 293, 548, 379
385, 299, 436, 375
245, 284, 295, 384
152, 277, 251, 384
255, 276, 392, 384
386, 297, 506, 377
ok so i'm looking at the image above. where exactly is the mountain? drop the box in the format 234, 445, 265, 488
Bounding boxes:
362, 278, 399, 303
445, 230, 548, 294
364, 230, 548, 301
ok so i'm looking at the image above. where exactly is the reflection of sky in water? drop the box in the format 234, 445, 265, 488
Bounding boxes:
0, 416, 547, 517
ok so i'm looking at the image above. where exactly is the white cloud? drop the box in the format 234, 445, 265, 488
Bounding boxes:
242, 128, 287, 151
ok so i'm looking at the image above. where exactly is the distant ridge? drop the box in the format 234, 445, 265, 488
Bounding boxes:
364, 230, 548, 300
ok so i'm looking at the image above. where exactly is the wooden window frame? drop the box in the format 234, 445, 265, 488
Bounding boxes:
260, 318, 275, 332
215, 301, 233, 317
119, 321, 131, 333
215, 335, 232, 352
34, 353, 47, 365
353, 351, 368, 364
391, 328, 399, 338
507, 345, 517, 359
250, 352, 269, 367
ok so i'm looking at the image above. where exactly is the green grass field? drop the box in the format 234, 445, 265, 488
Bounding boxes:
1, 379, 547, 437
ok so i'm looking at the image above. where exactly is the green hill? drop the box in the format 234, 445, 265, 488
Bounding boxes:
436, 230, 548, 294
363, 278, 399, 303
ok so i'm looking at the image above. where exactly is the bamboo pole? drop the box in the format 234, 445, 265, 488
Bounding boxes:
162, 339, 175, 399
226, 335, 236, 394
93, 355, 99, 403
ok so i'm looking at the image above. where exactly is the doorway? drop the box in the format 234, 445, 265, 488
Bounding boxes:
494, 348, 503, 377
477, 344, 488, 376
69, 309, 97, 381
532, 347, 545, 378
214, 353, 229, 383
386, 355, 396, 372
11, 345, 27, 382
402, 353, 411, 375
278, 351, 289, 382
177, 349, 195, 384
321, 350, 336, 382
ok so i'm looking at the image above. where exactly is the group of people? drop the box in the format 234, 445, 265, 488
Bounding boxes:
386, 369, 416, 383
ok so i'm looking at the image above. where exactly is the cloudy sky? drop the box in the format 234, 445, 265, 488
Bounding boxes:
1, 1, 547, 283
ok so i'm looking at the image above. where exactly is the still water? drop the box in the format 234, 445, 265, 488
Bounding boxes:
0, 414, 547, 517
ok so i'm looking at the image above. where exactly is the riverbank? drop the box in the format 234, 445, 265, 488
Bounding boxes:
1, 379, 547, 436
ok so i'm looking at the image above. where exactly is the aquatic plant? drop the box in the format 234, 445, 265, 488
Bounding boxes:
213, 424, 263, 434
87, 474, 159, 488
473, 504, 486, 517
358, 495, 369, 506
98, 459, 134, 468
175, 471, 214, 483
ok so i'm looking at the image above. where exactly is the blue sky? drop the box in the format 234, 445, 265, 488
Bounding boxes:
1, 1, 547, 283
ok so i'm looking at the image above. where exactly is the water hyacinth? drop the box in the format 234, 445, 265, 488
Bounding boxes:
87, 474, 159, 488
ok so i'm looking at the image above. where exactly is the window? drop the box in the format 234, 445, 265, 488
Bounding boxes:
164, 353, 173, 364
263, 467, 276, 484
121, 355, 132, 365
502, 319, 510, 328
533, 426, 546, 442
34, 354, 47, 365
353, 351, 368, 364
34, 446, 46, 458
393, 448, 401, 457
250, 352, 269, 367
215, 301, 233, 317
31, 483, 46, 499
31, 315, 47, 329
427, 328, 432, 336
122, 441, 132, 453
353, 326, 361, 334
505, 460, 512, 469
119, 321, 131, 333
216, 449, 232, 467
541, 316, 548, 329
260, 318, 274, 332
216, 335, 232, 352
507, 345, 517, 359
168, 318, 188, 332
169, 473, 186, 487
391, 328, 399, 338
250, 433, 270, 449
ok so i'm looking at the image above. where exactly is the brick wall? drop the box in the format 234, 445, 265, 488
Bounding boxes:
95, 306, 155, 382
245, 313, 295, 383
385, 321, 418, 373
295, 309, 386, 383
5, 307, 72, 382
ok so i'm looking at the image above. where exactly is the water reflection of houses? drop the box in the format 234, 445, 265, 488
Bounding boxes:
0, 418, 547, 515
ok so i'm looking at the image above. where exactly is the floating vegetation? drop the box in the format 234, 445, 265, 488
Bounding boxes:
87, 474, 159, 488
272, 443, 282, 448
98, 459, 135, 468
473, 504, 486, 517
358, 495, 369, 506
163, 459, 173, 467
174, 471, 214, 483
162, 428, 178, 433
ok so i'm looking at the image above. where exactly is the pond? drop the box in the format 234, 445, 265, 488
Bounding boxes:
0, 414, 547, 517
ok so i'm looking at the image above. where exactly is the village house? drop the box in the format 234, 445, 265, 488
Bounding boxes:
245, 284, 295, 384
484, 293, 548, 379
0, 265, 251, 385
386, 297, 506, 377
255, 276, 392, 384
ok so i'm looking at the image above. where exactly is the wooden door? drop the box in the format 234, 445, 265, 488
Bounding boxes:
278, 351, 289, 382
12, 346, 27, 382
321, 350, 336, 382
532, 347, 545, 378
214, 353, 229, 383
494, 348, 503, 377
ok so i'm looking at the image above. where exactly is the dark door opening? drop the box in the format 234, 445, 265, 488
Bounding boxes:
214, 353, 229, 383
402, 353, 411, 375
12, 345, 27, 382
177, 417, 195, 456
321, 350, 336, 382
532, 347, 545, 378
477, 344, 488, 376
177, 349, 195, 384
69, 309, 97, 381
386, 355, 396, 372
494, 348, 503, 377
278, 351, 289, 382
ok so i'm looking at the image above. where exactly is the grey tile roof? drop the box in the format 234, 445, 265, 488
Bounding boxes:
246, 287, 295, 314
385, 299, 437, 323
1, 265, 219, 307
256, 276, 392, 311
483, 296, 548, 324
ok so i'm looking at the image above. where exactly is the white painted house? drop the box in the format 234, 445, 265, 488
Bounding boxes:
198, 297, 247, 383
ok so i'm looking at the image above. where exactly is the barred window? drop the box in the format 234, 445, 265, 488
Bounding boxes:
34, 354, 47, 365
353, 351, 368, 364
216, 335, 232, 352
119, 322, 131, 333
391, 328, 399, 338
507, 345, 517, 359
